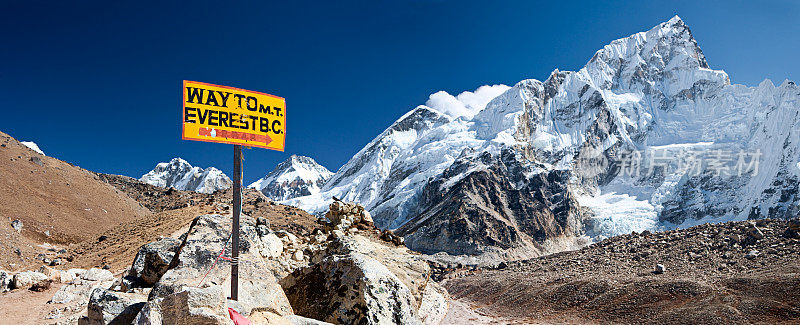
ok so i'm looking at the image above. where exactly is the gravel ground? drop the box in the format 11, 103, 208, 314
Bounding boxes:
443, 219, 800, 324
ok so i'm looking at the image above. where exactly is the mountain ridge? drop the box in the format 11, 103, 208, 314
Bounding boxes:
140, 158, 232, 194
285, 15, 800, 259
248, 155, 333, 201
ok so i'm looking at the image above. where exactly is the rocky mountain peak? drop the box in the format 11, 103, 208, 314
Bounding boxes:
288, 16, 799, 259
248, 155, 333, 201
140, 158, 231, 194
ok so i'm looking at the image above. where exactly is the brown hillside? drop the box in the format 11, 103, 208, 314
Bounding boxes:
61, 174, 320, 271
0, 131, 150, 271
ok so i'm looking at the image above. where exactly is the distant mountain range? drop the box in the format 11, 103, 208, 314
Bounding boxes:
282, 16, 800, 259
140, 158, 231, 194
139, 155, 333, 202
139, 16, 799, 261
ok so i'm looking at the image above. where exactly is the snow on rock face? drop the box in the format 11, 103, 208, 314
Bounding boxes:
140, 158, 231, 194
21, 141, 45, 155
291, 16, 800, 246
247, 155, 333, 201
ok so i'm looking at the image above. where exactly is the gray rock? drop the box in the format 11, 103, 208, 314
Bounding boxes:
124, 237, 180, 289
654, 264, 666, 274
132, 301, 161, 325
82, 268, 115, 282
323, 234, 448, 325
745, 250, 759, 259
67, 268, 88, 279
285, 315, 334, 325
256, 217, 270, 228
85, 288, 147, 325
417, 281, 449, 325
51, 288, 77, 304
0, 270, 10, 292
147, 214, 293, 318
154, 285, 230, 325
359, 210, 373, 224
50, 271, 117, 305
12, 270, 48, 290
259, 232, 284, 258
11, 219, 23, 232
283, 252, 422, 325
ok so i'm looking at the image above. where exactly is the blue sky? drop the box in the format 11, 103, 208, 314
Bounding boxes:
1, 1, 798, 183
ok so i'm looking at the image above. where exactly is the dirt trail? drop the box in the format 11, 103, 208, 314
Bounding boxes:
0, 283, 63, 324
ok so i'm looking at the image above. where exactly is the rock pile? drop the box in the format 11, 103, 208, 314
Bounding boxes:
282, 201, 448, 325
0, 266, 96, 295
324, 199, 375, 233
28, 200, 448, 324
37, 268, 118, 324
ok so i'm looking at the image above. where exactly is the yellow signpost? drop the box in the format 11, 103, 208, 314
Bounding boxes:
182, 80, 285, 151
182, 80, 285, 301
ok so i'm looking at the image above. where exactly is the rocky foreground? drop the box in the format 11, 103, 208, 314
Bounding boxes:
444, 218, 800, 324
1, 200, 448, 325
3, 204, 798, 324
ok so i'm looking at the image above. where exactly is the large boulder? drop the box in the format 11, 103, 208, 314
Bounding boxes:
324, 235, 449, 324
49, 268, 117, 305
258, 232, 284, 258
141, 214, 293, 322
151, 285, 231, 325
123, 237, 181, 289
82, 268, 115, 282
282, 252, 421, 325
416, 281, 449, 324
12, 270, 49, 290
283, 232, 449, 325
84, 288, 148, 325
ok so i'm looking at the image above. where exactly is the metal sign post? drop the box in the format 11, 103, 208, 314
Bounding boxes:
181, 80, 285, 303
231, 144, 242, 301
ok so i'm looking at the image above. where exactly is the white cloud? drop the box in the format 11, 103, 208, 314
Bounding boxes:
425, 84, 510, 119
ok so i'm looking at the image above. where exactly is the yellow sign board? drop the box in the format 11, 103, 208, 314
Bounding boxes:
182, 80, 285, 151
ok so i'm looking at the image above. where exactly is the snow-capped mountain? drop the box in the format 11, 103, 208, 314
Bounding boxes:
287, 16, 800, 258
140, 158, 232, 194
248, 155, 333, 201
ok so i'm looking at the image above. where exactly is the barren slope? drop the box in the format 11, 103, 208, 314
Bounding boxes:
443, 219, 800, 324
58, 174, 320, 271
0, 131, 150, 270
